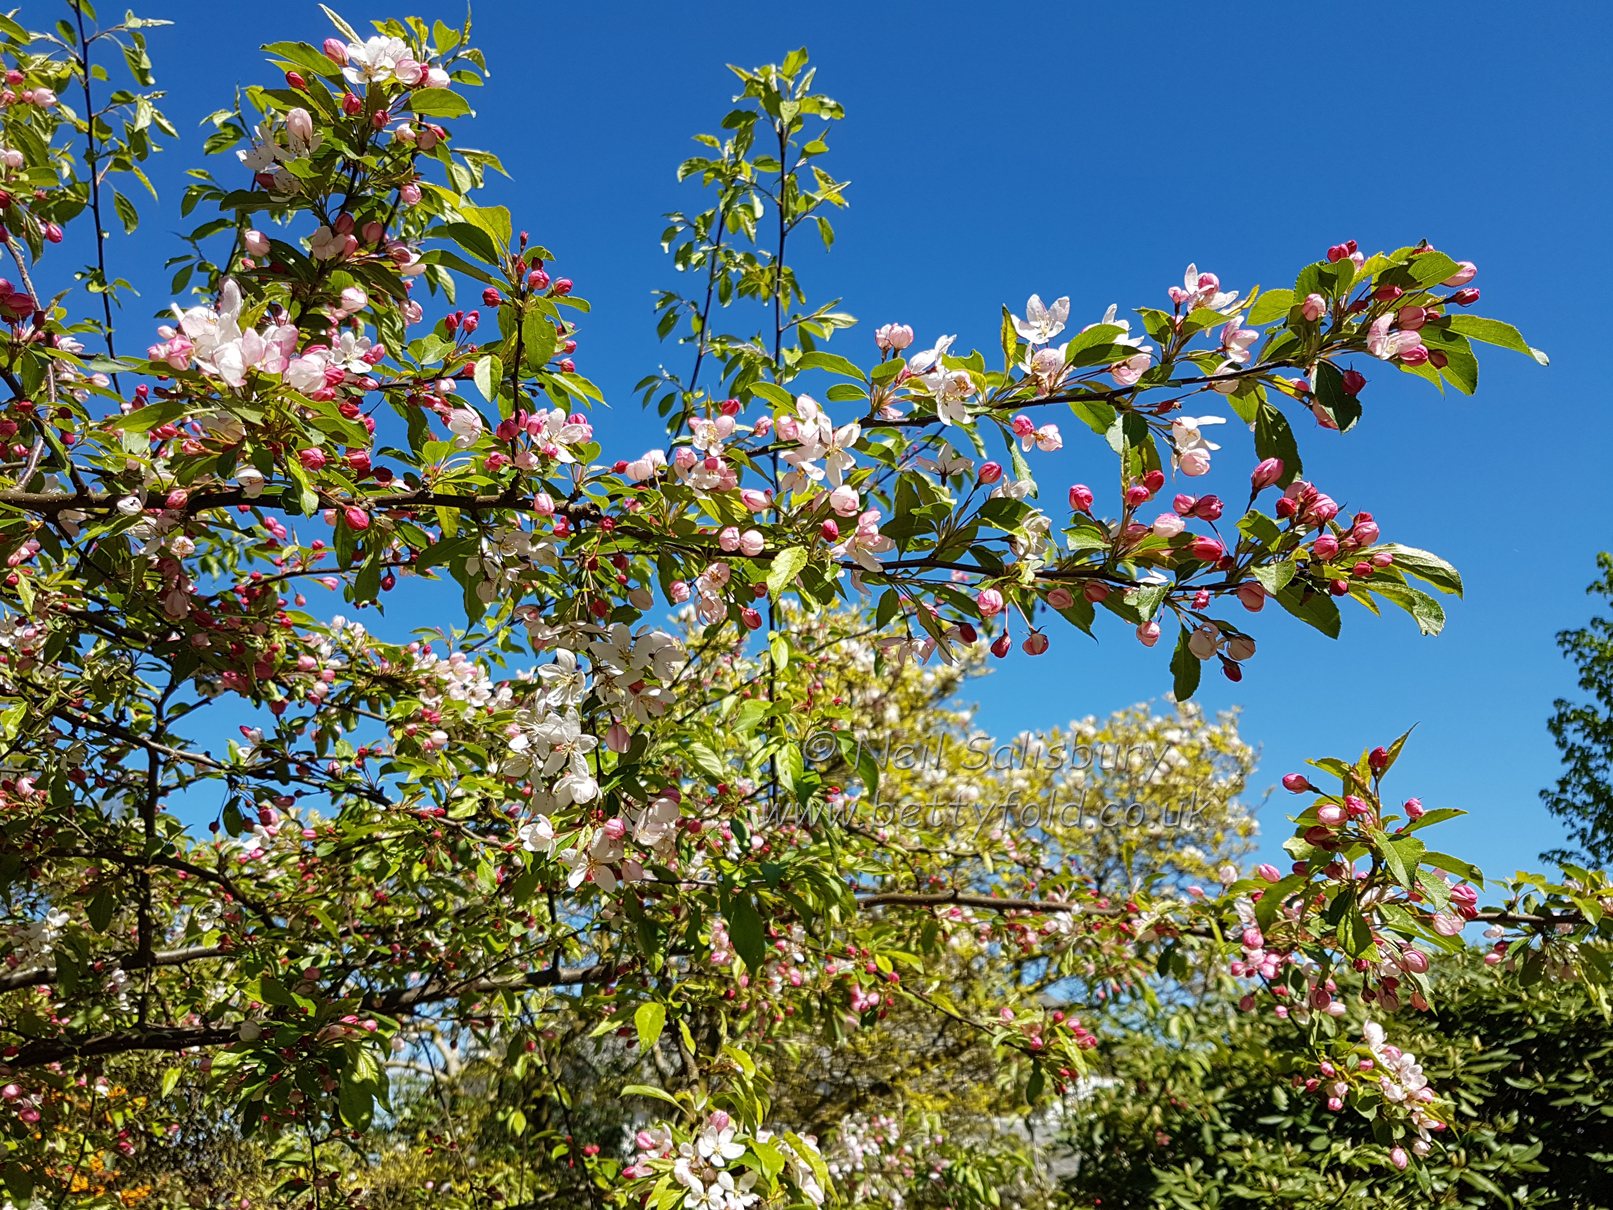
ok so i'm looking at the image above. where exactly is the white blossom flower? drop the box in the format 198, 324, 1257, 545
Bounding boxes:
1012, 294, 1070, 344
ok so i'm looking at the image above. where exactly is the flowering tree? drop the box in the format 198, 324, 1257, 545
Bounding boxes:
0, 6, 1601, 1208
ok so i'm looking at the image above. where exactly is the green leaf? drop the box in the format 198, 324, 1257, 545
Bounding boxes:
1254, 400, 1302, 486
1445, 315, 1549, 365
1251, 562, 1295, 595
767, 546, 809, 601
749, 382, 794, 410
634, 1001, 667, 1052
1405, 251, 1461, 287
1423, 851, 1484, 887
728, 893, 767, 973
795, 350, 865, 382
1275, 583, 1342, 639
473, 354, 503, 402
1369, 579, 1447, 636
1248, 289, 1295, 325
161, 1064, 182, 1098
769, 631, 789, 672
1313, 361, 1362, 433
1377, 545, 1463, 596
409, 87, 472, 118
87, 890, 115, 932
621, 1083, 683, 1108
522, 308, 558, 369
112, 189, 140, 234
1170, 626, 1201, 702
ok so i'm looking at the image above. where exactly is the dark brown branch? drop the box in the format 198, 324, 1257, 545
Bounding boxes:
0, 944, 225, 995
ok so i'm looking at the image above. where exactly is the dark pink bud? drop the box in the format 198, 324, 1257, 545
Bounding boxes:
1368, 746, 1389, 772
1251, 457, 1284, 491
1192, 495, 1223, 521
1189, 535, 1223, 562
553, 278, 573, 296
1282, 773, 1313, 793
341, 92, 363, 116
1142, 469, 1165, 493
1341, 369, 1366, 396
820, 519, 839, 541
990, 632, 1011, 658
1374, 284, 1403, 302
344, 507, 370, 531
285, 70, 306, 90
527, 268, 550, 290
1173, 493, 1196, 517
482, 287, 503, 307
1312, 534, 1339, 561
740, 607, 762, 630
1452, 288, 1480, 306
1124, 485, 1151, 506
1403, 797, 1425, 820
1067, 482, 1092, 511
979, 461, 1003, 485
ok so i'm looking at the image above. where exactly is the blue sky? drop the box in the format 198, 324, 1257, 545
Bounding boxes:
62, 1, 1613, 881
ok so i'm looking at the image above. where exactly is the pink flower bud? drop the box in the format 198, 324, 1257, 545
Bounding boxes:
1046, 586, 1074, 609
1189, 535, 1223, 562
977, 588, 1004, 617
740, 488, 771, 512
1452, 287, 1480, 306
978, 461, 1003, 485
298, 447, 328, 471
1374, 284, 1403, 302
1390, 1147, 1408, 1171
1251, 457, 1284, 492
553, 278, 573, 296
1312, 534, 1339, 562
1283, 774, 1313, 793
344, 507, 370, 531
1368, 745, 1390, 771
1083, 581, 1110, 603
739, 529, 764, 557
399, 183, 422, 206
605, 722, 631, 753
1316, 804, 1345, 825
323, 38, 349, 65
1256, 863, 1281, 883
1124, 484, 1151, 506
718, 526, 741, 552
1299, 293, 1327, 322
1237, 582, 1266, 612
1441, 261, 1476, 287
669, 580, 690, 603
527, 269, 550, 291
1022, 632, 1049, 655
1136, 620, 1161, 647
341, 91, 363, 116
820, 519, 839, 541
1396, 304, 1427, 331
1068, 483, 1093, 512
1400, 948, 1430, 974
1403, 797, 1424, 820
1398, 343, 1429, 366
740, 607, 763, 630
1341, 369, 1366, 396
243, 229, 270, 257
1153, 512, 1185, 538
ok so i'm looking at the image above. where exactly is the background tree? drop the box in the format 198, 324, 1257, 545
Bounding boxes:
1054, 948, 1613, 1210
1541, 552, 1613, 866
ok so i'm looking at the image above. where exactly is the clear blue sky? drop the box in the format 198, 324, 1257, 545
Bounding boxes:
70, 0, 1612, 881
